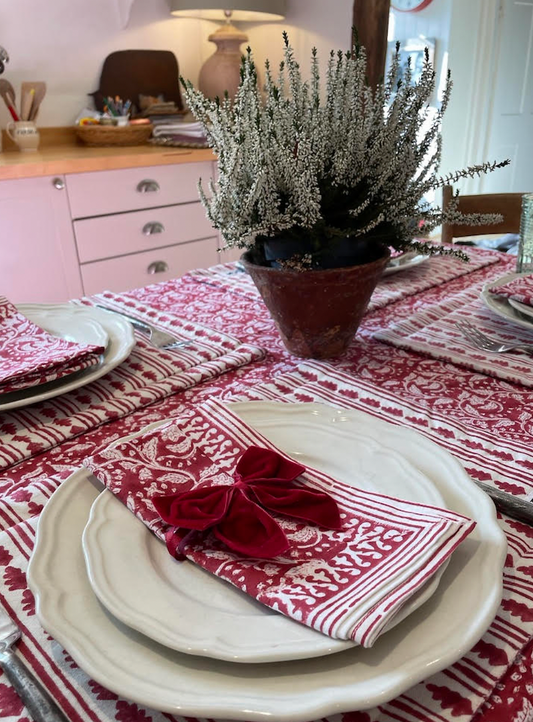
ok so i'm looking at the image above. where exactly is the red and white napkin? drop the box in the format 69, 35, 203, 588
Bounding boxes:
489, 273, 533, 306
83, 399, 475, 648
0, 297, 105, 394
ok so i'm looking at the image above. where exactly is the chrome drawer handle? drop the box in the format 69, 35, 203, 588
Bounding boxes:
147, 260, 169, 274
136, 179, 160, 193
52, 177, 65, 190
142, 221, 165, 236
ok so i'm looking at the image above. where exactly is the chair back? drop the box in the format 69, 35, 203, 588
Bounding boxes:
441, 185, 522, 244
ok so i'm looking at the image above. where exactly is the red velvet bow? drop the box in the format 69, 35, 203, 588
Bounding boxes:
153, 445, 342, 559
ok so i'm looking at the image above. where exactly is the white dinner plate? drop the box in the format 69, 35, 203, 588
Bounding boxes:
0, 304, 135, 411
81, 416, 447, 663
19, 303, 110, 347
481, 272, 533, 332
383, 252, 428, 276
508, 297, 533, 320
28, 402, 506, 721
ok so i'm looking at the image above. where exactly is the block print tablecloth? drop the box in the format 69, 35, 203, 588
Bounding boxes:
1, 248, 533, 722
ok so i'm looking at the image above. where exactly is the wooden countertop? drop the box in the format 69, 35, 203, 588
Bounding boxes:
0, 127, 216, 180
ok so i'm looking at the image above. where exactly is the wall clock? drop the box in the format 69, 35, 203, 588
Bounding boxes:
391, 0, 434, 12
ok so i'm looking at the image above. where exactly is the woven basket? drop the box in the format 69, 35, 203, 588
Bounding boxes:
76, 124, 153, 147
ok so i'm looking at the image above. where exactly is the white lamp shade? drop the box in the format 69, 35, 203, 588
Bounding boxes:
170, 0, 286, 22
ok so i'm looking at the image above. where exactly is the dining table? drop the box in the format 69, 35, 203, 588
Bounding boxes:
1, 244, 533, 722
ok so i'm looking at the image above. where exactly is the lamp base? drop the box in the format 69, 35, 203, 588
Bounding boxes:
199, 23, 248, 100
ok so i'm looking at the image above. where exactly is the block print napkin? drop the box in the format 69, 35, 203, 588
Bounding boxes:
0, 296, 104, 395
489, 273, 533, 306
83, 398, 475, 648
373, 285, 533, 387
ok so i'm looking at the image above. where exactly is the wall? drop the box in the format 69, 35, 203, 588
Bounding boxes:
0, 0, 353, 128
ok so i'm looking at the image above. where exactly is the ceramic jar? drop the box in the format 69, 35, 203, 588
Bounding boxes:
6, 121, 40, 152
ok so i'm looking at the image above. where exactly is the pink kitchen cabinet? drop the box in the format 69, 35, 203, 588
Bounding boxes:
74, 202, 214, 264
67, 161, 221, 296
0, 159, 221, 303
80, 236, 217, 294
0, 175, 83, 303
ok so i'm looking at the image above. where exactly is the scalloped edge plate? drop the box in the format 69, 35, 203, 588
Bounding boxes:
28, 402, 506, 721
81, 416, 447, 663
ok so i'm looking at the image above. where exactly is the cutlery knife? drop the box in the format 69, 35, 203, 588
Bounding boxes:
475, 480, 533, 525
0, 609, 69, 722
94, 304, 153, 335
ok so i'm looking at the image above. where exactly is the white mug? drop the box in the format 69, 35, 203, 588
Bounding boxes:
6, 121, 40, 152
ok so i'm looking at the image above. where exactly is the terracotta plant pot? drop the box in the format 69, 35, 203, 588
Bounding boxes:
241, 248, 391, 359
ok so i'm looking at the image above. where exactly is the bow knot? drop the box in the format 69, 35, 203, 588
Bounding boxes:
153, 445, 341, 559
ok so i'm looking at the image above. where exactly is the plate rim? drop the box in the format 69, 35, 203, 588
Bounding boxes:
0, 303, 135, 411
383, 253, 428, 276
81, 413, 447, 663
27, 401, 507, 721
508, 297, 533, 320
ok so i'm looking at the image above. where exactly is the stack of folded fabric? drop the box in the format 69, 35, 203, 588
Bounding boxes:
84, 398, 475, 647
0, 296, 105, 394
151, 119, 208, 147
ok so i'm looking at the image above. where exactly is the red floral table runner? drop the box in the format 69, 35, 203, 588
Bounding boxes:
186, 246, 502, 313
1, 248, 533, 722
0, 297, 104, 394
372, 286, 533, 386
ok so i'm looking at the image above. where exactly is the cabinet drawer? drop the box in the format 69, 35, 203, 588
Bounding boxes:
66, 162, 213, 218
80, 237, 218, 295
74, 202, 213, 263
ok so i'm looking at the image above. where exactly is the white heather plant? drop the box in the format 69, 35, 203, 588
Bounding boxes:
181, 32, 509, 270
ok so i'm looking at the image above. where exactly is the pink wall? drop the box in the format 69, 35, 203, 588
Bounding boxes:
0, 0, 353, 128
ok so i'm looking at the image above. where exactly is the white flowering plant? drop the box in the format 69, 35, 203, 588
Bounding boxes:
181, 32, 509, 270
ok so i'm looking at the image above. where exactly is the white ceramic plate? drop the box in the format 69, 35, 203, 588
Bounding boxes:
383, 252, 429, 276
19, 303, 110, 347
0, 304, 135, 411
481, 272, 533, 332
28, 402, 506, 721
508, 298, 533, 320
81, 416, 447, 663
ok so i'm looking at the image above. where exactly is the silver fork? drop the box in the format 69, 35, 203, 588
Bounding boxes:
95, 304, 190, 350
455, 319, 533, 355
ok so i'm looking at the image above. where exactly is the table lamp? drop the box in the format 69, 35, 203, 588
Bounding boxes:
170, 0, 286, 100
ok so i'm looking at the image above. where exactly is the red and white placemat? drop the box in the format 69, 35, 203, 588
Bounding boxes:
83, 399, 474, 648
372, 286, 533, 386
0, 290, 264, 471
0, 297, 104, 394
186, 246, 502, 313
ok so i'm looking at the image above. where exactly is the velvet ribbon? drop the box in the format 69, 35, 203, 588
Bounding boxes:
153, 445, 342, 559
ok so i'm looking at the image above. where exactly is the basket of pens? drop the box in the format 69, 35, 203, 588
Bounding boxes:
75, 96, 153, 146
76, 122, 153, 147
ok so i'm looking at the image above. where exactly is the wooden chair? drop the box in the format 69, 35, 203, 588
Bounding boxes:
441, 185, 522, 244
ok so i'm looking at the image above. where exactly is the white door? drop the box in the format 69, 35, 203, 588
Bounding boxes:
481, 0, 533, 193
